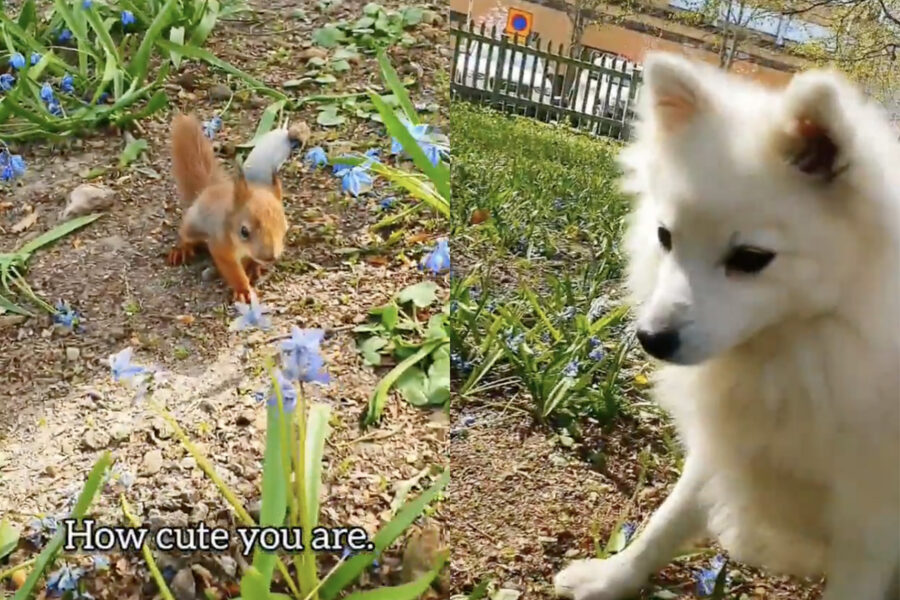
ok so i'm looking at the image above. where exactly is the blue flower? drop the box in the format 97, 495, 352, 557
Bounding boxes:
267, 369, 298, 412
621, 521, 636, 543
46, 564, 85, 595
281, 326, 330, 384
364, 148, 381, 162
559, 306, 576, 321
391, 119, 448, 165
109, 347, 146, 382
30, 52, 41, 66
305, 146, 328, 168
390, 121, 429, 155
40, 83, 54, 103
563, 359, 580, 378
53, 300, 82, 330
332, 156, 353, 176
96, 92, 109, 104
379, 196, 395, 210
450, 299, 458, 313
9, 53, 25, 70
47, 100, 63, 117
421, 239, 450, 274
61, 74, 75, 94
341, 547, 380, 568
120, 10, 136, 26
0, 151, 26, 179
589, 345, 604, 361
341, 165, 373, 197
230, 291, 271, 331
202, 116, 222, 139
695, 555, 728, 597
0, 166, 12, 182
0, 73, 14, 91
82, 0, 93, 8
505, 332, 524, 352
91, 555, 110, 571
58, 29, 73, 43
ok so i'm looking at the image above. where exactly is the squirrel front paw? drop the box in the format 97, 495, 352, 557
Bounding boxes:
233, 287, 256, 304
244, 261, 265, 284
167, 244, 196, 266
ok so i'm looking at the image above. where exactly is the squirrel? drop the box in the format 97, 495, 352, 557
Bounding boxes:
167, 112, 288, 303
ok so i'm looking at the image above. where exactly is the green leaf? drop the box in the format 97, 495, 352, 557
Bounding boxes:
13, 452, 112, 600
118, 138, 148, 168
319, 469, 449, 600
375, 303, 399, 331
128, 0, 178, 86
333, 46, 360, 62
395, 366, 428, 406
238, 99, 286, 149
362, 2, 383, 16
312, 25, 345, 48
167, 26, 185, 69
365, 338, 444, 424
359, 337, 388, 366
396, 281, 437, 308
316, 73, 338, 84
330, 59, 350, 72
0, 519, 19, 561
316, 105, 345, 126
425, 313, 447, 341
342, 551, 447, 599
188, 0, 220, 47
401, 6, 425, 26
18, 214, 102, 258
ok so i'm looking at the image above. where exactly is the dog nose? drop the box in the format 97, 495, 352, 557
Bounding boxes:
636, 328, 680, 360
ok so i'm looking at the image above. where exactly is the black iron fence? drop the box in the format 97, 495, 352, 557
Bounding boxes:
451, 23, 644, 140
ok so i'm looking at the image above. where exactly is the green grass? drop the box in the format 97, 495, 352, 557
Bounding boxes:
450, 102, 641, 426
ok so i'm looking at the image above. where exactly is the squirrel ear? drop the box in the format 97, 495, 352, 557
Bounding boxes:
271, 172, 283, 201
234, 165, 250, 205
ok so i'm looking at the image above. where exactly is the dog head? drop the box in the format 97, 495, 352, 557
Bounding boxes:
620, 53, 894, 365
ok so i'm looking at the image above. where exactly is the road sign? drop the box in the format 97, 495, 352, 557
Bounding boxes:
505, 8, 533, 38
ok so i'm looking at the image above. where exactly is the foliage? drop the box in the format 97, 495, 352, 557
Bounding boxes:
0, 213, 102, 316
355, 281, 450, 421
312, 3, 440, 52
451, 103, 644, 425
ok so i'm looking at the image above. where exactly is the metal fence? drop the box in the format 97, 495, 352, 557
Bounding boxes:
450, 23, 644, 140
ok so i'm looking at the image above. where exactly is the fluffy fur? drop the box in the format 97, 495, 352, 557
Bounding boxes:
554, 53, 900, 600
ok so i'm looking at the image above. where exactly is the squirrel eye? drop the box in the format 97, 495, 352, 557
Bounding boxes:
239, 225, 251, 240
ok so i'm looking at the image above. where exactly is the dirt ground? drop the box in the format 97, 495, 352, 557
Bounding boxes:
0, 0, 449, 597
449, 393, 826, 600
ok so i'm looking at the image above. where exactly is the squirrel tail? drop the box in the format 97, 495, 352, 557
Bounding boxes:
170, 113, 224, 205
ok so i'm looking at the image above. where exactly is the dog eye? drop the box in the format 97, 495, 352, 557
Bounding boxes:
657, 226, 672, 251
240, 225, 251, 240
725, 246, 775, 274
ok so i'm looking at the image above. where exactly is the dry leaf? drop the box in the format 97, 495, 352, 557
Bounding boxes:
470, 208, 490, 225
176, 315, 195, 325
11, 211, 38, 233
407, 232, 431, 245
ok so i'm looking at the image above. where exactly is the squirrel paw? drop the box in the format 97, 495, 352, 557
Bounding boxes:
167, 245, 196, 266
245, 262, 266, 283
233, 287, 256, 304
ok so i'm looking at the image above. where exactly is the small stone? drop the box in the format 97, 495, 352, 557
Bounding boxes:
62, 184, 115, 219
111, 423, 131, 442
180, 456, 197, 470
190, 502, 209, 522
142, 449, 163, 475
81, 429, 110, 450
208, 84, 231, 101
43, 464, 58, 477
300, 48, 328, 60
170, 567, 196, 600
217, 556, 237, 578
0, 315, 27, 330
65, 347, 80, 361
201, 267, 217, 282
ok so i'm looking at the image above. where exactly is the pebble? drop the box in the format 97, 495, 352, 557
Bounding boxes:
142, 449, 163, 475
217, 556, 237, 578
180, 456, 197, 470
65, 346, 80, 361
62, 184, 115, 219
208, 84, 231, 101
170, 567, 196, 600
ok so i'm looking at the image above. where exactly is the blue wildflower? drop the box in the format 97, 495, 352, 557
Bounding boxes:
91, 555, 110, 571
589, 337, 601, 348
559, 306, 576, 321
305, 146, 328, 168
202, 116, 222, 139
53, 300, 82, 330
341, 164, 373, 197
422, 143, 441, 166
341, 547, 380, 568
621, 521, 636, 543
0, 165, 12, 182
82, 0, 93, 8
40, 83, 54, 103
46, 564, 84, 595
364, 148, 381, 162
47, 100, 63, 117
30, 52, 41, 66
390, 119, 447, 165
58, 29, 73, 43
563, 359, 580, 378
0, 151, 26, 180
379, 196, 395, 210
120, 10, 136, 26
9, 53, 25, 70
0, 73, 14, 91
230, 291, 271, 331
332, 156, 353, 176
109, 347, 146, 382
505, 332, 524, 352
61, 74, 75, 94
695, 555, 728, 597
589, 346, 605, 361
281, 326, 330, 384
421, 239, 450, 274
97, 92, 109, 104
267, 369, 298, 412
450, 299, 458, 313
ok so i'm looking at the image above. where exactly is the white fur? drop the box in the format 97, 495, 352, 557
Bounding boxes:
555, 53, 900, 600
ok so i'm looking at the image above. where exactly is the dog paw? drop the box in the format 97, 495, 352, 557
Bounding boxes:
554, 557, 644, 600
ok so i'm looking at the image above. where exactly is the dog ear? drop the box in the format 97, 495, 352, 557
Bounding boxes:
777, 70, 851, 181
643, 53, 708, 131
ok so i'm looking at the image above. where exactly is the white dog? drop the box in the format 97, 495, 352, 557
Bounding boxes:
554, 53, 900, 600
